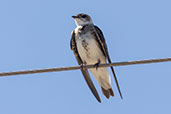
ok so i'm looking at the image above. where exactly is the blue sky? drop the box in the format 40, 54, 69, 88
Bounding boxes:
0, 0, 171, 114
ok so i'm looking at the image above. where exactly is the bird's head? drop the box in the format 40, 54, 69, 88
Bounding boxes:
72, 13, 93, 26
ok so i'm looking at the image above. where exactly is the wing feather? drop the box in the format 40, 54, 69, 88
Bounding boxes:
70, 30, 101, 102
93, 26, 123, 99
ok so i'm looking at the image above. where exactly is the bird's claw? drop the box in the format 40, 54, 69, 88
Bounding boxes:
94, 60, 100, 70
81, 62, 87, 71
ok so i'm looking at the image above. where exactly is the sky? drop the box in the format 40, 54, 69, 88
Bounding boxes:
0, 0, 171, 114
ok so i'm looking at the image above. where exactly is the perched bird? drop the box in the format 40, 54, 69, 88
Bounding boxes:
70, 13, 122, 103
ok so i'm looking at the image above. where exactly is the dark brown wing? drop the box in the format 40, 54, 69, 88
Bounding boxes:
70, 30, 101, 103
94, 26, 123, 99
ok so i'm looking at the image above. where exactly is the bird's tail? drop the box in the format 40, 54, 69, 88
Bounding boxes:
101, 87, 114, 99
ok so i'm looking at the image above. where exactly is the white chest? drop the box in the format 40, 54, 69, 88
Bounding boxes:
76, 35, 104, 64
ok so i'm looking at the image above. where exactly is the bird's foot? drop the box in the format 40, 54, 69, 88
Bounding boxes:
94, 60, 101, 70
81, 62, 87, 71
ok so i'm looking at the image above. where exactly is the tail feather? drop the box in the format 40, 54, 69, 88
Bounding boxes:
109, 88, 114, 96
101, 87, 110, 99
101, 87, 114, 99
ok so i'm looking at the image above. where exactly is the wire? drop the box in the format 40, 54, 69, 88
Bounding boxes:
0, 57, 170, 77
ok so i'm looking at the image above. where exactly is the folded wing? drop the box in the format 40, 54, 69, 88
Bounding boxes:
70, 30, 101, 103
93, 26, 123, 99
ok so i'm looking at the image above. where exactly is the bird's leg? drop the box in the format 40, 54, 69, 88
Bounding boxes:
94, 59, 101, 70
81, 62, 87, 71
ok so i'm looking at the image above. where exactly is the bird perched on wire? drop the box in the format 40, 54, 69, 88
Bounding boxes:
70, 13, 122, 103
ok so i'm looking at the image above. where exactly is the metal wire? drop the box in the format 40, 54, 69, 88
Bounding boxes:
0, 57, 170, 77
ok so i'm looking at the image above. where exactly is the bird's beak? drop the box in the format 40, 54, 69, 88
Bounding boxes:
72, 16, 78, 18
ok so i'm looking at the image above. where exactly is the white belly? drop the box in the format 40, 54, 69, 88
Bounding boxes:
76, 36, 105, 64
76, 36, 111, 89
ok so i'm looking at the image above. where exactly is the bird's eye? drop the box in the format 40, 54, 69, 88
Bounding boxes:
82, 15, 87, 18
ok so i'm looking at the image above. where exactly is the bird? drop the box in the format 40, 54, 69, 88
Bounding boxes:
70, 13, 122, 103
